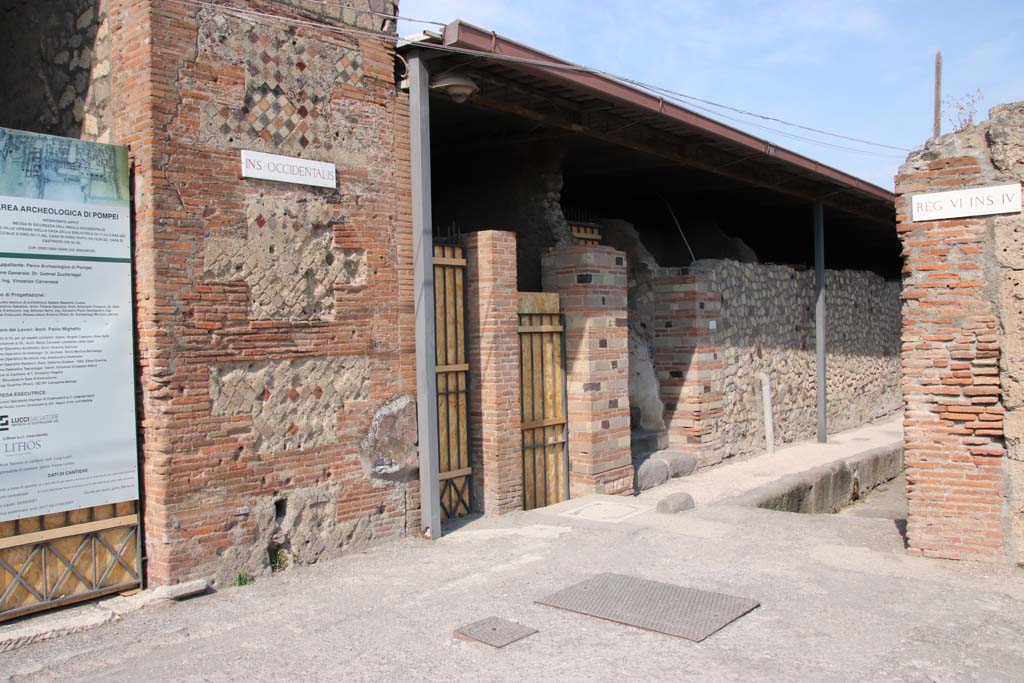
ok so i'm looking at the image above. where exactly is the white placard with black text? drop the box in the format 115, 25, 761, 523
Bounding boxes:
911, 183, 1021, 222
241, 150, 336, 189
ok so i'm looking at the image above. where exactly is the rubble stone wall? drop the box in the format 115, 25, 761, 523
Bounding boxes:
896, 101, 1024, 564
0, 0, 113, 141
104, 0, 414, 586
657, 259, 901, 464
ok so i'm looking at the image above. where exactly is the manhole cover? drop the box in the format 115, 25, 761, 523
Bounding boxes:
455, 616, 538, 648
538, 573, 759, 642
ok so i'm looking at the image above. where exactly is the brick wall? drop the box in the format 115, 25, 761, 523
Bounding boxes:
542, 245, 633, 495
107, 0, 415, 585
463, 231, 523, 514
653, 269, 723, 465
896, 102, 1024, 563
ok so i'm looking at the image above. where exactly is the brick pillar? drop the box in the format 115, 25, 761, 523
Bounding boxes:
653, 268, 724, 467
896, 154, 1007, 561
463, 230, 523, 514
542, 245, 633, 496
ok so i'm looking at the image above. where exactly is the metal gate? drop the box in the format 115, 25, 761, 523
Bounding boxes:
518, 293, 570, 509
433, 244, 471, 520
1, 502, 142, 622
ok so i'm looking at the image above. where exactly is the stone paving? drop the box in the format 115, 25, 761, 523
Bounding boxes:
3, 417, 1022, 682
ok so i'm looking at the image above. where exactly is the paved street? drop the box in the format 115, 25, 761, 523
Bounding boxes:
3, 422, 1023, 682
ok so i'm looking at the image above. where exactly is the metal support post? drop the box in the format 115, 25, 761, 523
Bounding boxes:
814, 203, 827, 443
409, 50, 441, 537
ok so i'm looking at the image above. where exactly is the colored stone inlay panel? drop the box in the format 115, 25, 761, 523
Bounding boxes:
210, 356, 372, 454
204, 196, 365, 320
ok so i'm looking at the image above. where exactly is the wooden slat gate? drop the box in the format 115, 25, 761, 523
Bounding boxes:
1, 502, 142, 622
518, 293, 570, 510
433, 244, 471, 520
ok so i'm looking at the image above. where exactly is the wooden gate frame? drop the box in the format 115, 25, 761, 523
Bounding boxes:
518, 293, 570, 510
433, 244, 471, 520
0, 501, 142, 622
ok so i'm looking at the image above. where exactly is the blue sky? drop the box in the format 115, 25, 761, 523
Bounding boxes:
398, 1, 1024, 190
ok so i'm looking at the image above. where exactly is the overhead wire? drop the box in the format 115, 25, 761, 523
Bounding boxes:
156, 0, 908, 159
618, 78, 910, 152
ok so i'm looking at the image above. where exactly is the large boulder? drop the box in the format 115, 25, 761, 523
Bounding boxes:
635, 458, 670, 491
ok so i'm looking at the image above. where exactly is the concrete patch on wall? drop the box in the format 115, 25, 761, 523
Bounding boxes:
360, 395, 418, 483
204, 195, 366, 320
209, 356, 372, 454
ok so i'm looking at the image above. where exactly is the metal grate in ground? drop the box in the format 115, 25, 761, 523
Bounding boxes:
455, 616, 538, 648
538, 573, 759, 642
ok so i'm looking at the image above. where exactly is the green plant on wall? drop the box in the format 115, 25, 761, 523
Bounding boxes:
270, 548, 290, 573
232, 571, 255, 587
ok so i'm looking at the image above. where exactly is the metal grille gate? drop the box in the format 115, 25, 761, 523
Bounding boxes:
433, 244, 471, 519
518, 293, 570, 509
0, 501, 142, 622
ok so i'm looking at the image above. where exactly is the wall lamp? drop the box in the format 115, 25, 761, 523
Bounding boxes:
430, 73, 479, 103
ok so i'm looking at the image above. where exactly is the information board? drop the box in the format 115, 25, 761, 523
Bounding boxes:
0, 127, 137, 522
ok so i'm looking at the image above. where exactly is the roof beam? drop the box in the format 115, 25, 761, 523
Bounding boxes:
441, 20, 895, 209
466, 94, 892, 224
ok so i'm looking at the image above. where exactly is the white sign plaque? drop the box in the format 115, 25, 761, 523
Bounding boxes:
241, 150, 336, 189
911, 183, 1021, 222
0, 128, 138, 522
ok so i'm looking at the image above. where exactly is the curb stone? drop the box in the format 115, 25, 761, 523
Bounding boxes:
0, 579, 209, 654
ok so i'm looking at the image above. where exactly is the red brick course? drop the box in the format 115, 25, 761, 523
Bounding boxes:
108, 0, 416, 584
653, 270, 724, 464
542, 245, 633, 495
463, 231, 523, 514
896, 155, 1008, 561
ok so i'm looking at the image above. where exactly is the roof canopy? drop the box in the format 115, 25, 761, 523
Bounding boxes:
401, 21, 896, 226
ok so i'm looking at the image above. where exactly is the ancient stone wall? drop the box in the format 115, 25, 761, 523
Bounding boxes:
656, 259, 901, 464
103, 0, 413, 586
896, 102, 1024, 564
433, 146, 573, 291
0, 0, 113, 141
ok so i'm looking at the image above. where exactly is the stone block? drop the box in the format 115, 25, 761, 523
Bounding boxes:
653, 450, 698, 478
656, 492, 695, 514
635, 458, 669, 491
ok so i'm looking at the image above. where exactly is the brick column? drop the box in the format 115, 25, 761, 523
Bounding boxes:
542, 245, 633, 495
896, 155, 1007, 561
653, 268, 724, 467
463, 231, 523, 514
